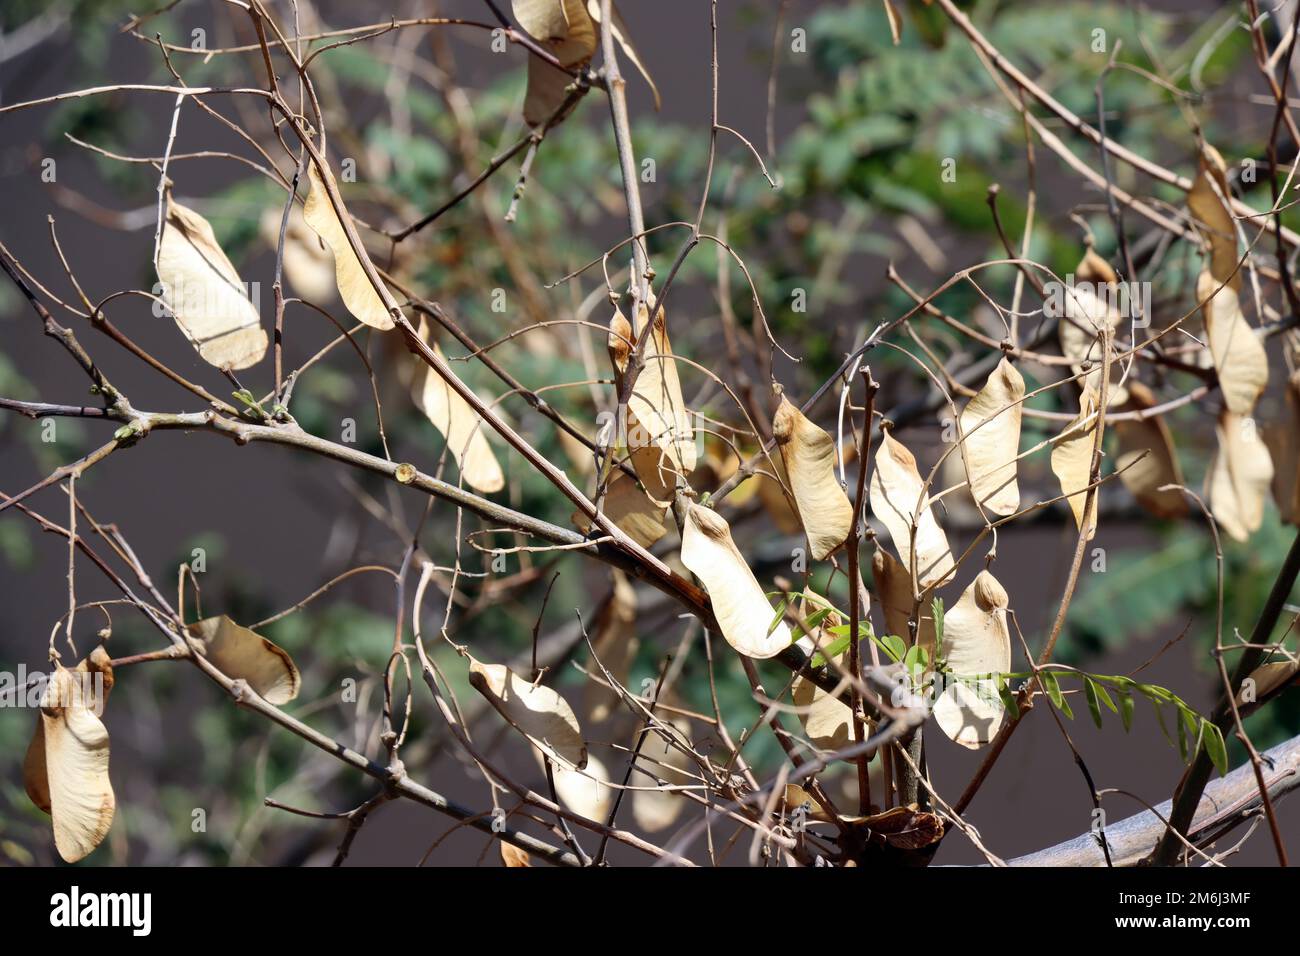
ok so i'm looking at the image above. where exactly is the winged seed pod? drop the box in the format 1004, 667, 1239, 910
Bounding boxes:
583, 571, 640, 723
187, 616, 301, 705
868, 430, 955, 589
557, 426, 596, 476
500, 842, 531, 867
755, 457, 804, 535
303, 160, 396, 330
585, 2, 660, 110
469, 658, 588, 769
772, 393, 853, 559
259, 206, 334, 303
679, 501, 793, 658
933, 571, 1011, 750
413, 317, 505, 494
1187, 144, 1241, 290
1057, 281, 1127, 407
534, 747, 612, 820
513, 0, 596, 126
872, 548, 936, 656
791, 649, 853, 753
572, 468, 667, 548
156, 196, 267, 370
608, 305, 696, 500
24, 658, 115, 862
512, 0, 574, 38
1196, 270, 1268, 417
1050, 389, 1099, 540
21, 721, 49, 816
24, 647, 113, 814
1236, 660, 1298, 707
632, 714, 692, 832
1075, 247, 1119, 286
958, 357, 1024, 516
1114, 381, 1187, 519
1209, 411, 1273, 542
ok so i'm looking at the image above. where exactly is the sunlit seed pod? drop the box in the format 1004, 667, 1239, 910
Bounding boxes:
157, 196, 267, 370
680, 501, 792, 659
868, 430, 955, 589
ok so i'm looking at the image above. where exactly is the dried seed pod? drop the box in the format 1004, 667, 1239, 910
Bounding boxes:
872, 548, 936, 656
259, 206, 334, 303
573, 468, 667, 548
1197, 270, 1268, 417
869, 430, 955, 589
469, 658, 587, 770
1075, 247, 1118, 286
609, 305, 697, 501
583, 571, 640, 723
514, 0, 597, 126
585, 2, 660, 109
1114, 382, 1187, 519
157, 196, 267, 370
24, 648, 113, 818
1050, 389, 1100, 541
303, 159, 396, 330
680, 502, 792, 659
1236, 660, 1298, 707
632, 713, 692, 832
933, 571, 1011, 750
188, 616, 301, 705
958, 357, 1024, 516
791, 649, 853, 754
500, 842, 531, 867
24, 656, 116, 862
755, 454, 804, 536
1209, 411, 1273, 542
1057, 282, 1127, 407
412, 317, 505, 494
1187, 145, 1241, 290
536, 748, 612, 820
772, 394, 853, 560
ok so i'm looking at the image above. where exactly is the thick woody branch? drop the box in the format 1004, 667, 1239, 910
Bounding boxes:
1007, 733, 1300, 867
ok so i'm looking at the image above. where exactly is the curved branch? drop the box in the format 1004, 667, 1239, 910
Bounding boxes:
1007, 732, 1300, 866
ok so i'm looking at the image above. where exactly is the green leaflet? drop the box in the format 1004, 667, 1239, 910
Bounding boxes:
1084, 678, 1103, 729
1203, 721, 1229, 776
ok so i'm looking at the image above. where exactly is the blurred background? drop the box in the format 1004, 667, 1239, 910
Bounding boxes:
1, 0, 1298, 866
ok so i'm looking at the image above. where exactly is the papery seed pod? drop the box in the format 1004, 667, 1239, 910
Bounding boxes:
958, 357, 1024, 516
773, 393, 853, 560
869, 430, 955, 589
303, 160, 396, 330
412, 317, 505, 494
1114, 382, 1187, 519
25, 657, 116, 863
1208, 411, 1273, 542
933, 572, 1011, 750
1187, 144, 1241, 290
632, 713, 692, 832
1050, 389, 1100, 541
188, 616, 301, 705
1197, 270, 1268, 417
469, 658, 587, 770
259, 206, 335, 303
680, 502, 792, 659
157, 196, 267, 369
